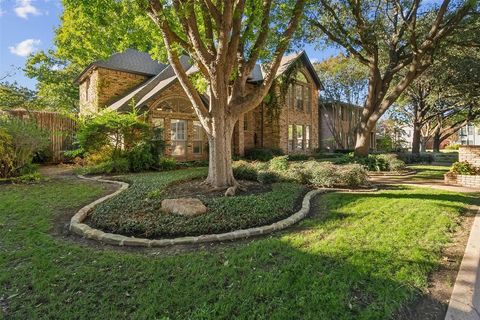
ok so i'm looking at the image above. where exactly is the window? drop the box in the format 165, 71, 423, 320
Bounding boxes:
305, 125, 311, 149
288, 125, 294, 151
85, 78, 90, 102
193, 121, 204, 155
171, 119, 187, 156
295, 84, 304, 110
296, 125, 304, 150
304, 87, 311, 113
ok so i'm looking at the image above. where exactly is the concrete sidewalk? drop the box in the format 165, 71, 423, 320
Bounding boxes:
445, 208, 480, 320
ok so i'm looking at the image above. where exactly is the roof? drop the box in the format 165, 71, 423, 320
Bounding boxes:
78, 49, 323, 111
74, 49, 167, 84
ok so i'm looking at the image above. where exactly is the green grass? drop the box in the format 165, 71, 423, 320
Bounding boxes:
88, 168, 306, 238
408, 164, 451, 180
1, 173, 478, 319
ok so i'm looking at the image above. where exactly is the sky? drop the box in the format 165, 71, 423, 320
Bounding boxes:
0, 0, 339, 90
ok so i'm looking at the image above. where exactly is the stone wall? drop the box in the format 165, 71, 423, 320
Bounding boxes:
459, 146, 480, 167
79, 67, 149, 115
445, 174, 480, 189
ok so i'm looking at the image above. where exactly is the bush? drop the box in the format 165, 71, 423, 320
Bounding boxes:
398, 152, 434, 164
288, 153, 310, 161
74, 111, 165, 173
308, 161, 339, 187
244, 148, 284, 161
338, 164, 368, 187
158, 157, 177, 171
0, 116, 48, 178
127, 143, 156, 172
338, 152, 406, 172
450, 161, 479, 175
232, 160, 258, 180
257, 170, 279, 184
269, 156, 289, 171
445, 144, 460, 150
84, 158, 130, 175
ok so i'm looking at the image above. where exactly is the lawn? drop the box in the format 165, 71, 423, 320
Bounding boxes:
1, 171, 478, 319
88, 168, 306, 238
408, 164, 451, 180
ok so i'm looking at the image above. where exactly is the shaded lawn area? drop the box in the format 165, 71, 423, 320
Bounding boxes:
1, 172, 478, 319
88, 168, 306, 238
408, 165, 451, 180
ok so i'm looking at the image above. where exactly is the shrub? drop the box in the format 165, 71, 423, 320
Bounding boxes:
257, 170, 279, 184
244, 148, 284, 161
338, 164, 368, 187
127, 143, 156, 172
398, 152, 434, 164
339, 152, 406, 172
0, 116, 48, 178
288, 153, 310, 161
308, 161, 339, 187
158, 157, 177, 171
269, 156, 289, 171
84, 158, 130, 175
445, 144, 460, 150
450, 161, 479, 175
232, 160, 258, 180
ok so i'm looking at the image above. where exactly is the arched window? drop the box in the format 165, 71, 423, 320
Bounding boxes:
152, 96, 193, 114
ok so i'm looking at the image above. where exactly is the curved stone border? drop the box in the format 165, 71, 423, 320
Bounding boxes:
70, 175, 326, 247
368, 170, 416, 177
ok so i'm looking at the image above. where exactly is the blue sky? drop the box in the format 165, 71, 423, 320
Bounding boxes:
0, 0, 339, 90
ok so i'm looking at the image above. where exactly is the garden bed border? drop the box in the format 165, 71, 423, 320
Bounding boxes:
70, 175, 327, 247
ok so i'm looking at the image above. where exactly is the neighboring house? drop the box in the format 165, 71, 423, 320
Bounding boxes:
458, 123, 480, 146
76, 49, 321, 161
319, 100, 376, 151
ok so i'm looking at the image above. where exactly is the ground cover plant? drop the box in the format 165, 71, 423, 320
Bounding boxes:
1, 175, 478, 319
88, 168, 306, 238
338, 153, 407, 172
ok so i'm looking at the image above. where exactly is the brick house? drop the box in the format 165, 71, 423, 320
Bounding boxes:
319, 100, 376, 151
76, 49, 322, 161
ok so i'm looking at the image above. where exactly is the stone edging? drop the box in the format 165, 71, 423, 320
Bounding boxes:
70, 175, 326, 247
368, 170, 416, 177
445, 206, 480, 320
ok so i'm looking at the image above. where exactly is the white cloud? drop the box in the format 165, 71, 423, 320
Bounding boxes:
14, 0, 41, 19
9, 39, 41, 57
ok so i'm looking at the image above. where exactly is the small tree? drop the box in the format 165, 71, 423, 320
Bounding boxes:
307, 0, 476, 156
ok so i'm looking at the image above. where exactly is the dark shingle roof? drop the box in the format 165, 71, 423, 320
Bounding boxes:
74, 49, 166, 84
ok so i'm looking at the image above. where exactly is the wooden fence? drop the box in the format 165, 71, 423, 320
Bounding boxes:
4, 109, 77, 164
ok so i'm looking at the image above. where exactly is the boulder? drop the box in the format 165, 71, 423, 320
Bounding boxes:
161, 198, 207, 217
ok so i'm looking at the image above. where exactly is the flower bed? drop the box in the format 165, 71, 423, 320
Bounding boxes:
444, 161, 480, 188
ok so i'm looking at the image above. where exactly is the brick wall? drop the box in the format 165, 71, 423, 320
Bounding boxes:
445, 174, 480, 189
79, 67, 149, 115
459, 146, 480, 167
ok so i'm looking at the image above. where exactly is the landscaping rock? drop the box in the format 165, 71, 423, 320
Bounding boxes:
161, 198, 207, 217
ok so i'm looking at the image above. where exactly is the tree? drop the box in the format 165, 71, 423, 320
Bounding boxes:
143, 0, 305, 188
0, 82, 38, 110
314, 53, 368, 149
24, 51, 81, 112
393, 14, 480, 152
307, 0, 476, 156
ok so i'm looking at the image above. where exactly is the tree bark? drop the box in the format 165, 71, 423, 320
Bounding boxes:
433, 132, 441, 152
411, 122, 422, 155
354, 129, 371, 156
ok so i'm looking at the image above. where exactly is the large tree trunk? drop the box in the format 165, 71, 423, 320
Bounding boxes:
204, 87, 237, 189
354, 129, 371, 156
433, 132, 441, 152
411, 122, 422, 155
420, 136, 427, 152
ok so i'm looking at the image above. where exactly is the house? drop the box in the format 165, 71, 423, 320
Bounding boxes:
319, 100, 376, 151
76, 49, 322, 161
458, 123, 480, 146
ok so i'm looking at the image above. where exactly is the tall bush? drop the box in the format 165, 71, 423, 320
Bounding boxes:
0, 115, 49, 178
